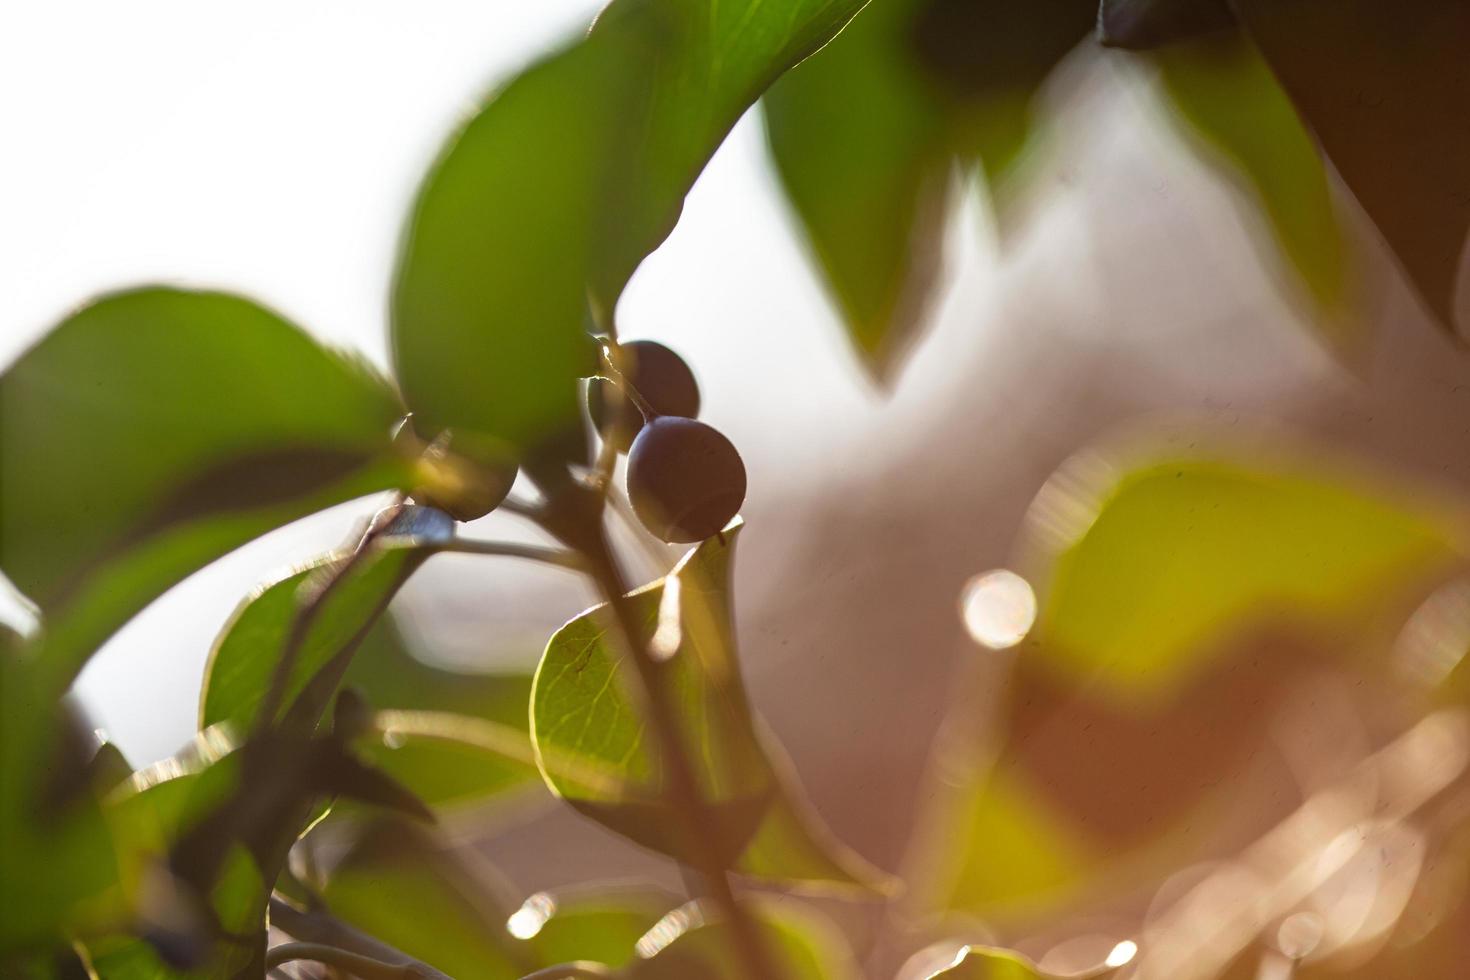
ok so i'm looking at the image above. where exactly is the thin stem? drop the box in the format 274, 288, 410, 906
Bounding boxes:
517, 964, 615, 980
265, 942, 429, 978
597, 343, 656, 420
581, 532, 782, 980
269, 898, 452, 980
438, 539, 586, 571
497, 495, 545, 520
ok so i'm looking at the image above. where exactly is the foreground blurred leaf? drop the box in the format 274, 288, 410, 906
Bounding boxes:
763, 0, 1093, 380
626, 894, 858, 979
1233, 0, 1470, 332
918, 452, 1466, 922
513, 886, 675, 969
0, 287, 409, 689
358, 709, 540, 811
1097, 0, 1235, 50
392, 0, 869, 456
533, 525, 894, 893
1034, 456, 1461, 704
764, 0, 951, 377
1155, 33, 1353, 325
322, 820, 528, 979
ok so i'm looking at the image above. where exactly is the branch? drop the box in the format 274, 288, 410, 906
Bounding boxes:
264, 942, 434, 978
518, 964, 615, 980
269, 897, 453, 980
438, 538, 586, 570
581, 532, 783, 980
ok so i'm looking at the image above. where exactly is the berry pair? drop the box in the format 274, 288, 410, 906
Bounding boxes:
590, 340, 746, 544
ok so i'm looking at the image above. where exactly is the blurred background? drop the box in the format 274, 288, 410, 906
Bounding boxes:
6, 2, 1470, 977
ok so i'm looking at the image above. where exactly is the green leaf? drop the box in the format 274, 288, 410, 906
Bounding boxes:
915, 452, 1466, 922
625, 894, 859, 980
357, 709, 540, 811
763, 0, 1094, 380
764, 0, 952, 378
1232, 0, 1470, 332
1097, 0, 1235, 50
199, 544, 432, 734
0, 287, 409, 694
1034, 457, 1461, 704
1154, 32, 1354, 325
533, 524, 895, 894
391, 0, 870, 455
511, 887, 676, 969
322, 820, 528, 980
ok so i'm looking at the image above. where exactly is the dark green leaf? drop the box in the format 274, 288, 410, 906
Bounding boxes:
533, 524, 895, 893
322, 820, 528, 980
1155, 32, 1354, 324
1233, 0, 1470, 331
1097, 0, 1235, 50
0, 287, 410, 691
391, 0, 870, 454
763, 0, 1094, 380
764, 0, 951, 377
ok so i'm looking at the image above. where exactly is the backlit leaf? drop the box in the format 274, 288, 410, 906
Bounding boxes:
392, 0, 870, 455
1233, 0, 1470, 332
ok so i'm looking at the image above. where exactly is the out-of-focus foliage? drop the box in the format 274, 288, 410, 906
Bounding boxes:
534, 524, 895, 895
1154, 33, 1354, 326
764, 0, 1095, 379
0, 288, 409, 954
1232, 0, 1470, 332
919, 453, 1467, 922
0, 288, 409, 687
392, 0, 872, 458
624, 894, 858, 979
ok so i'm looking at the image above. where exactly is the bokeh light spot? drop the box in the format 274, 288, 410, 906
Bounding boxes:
960, 569, 1036, 649
505, 892, 556, 940
1104, 939, 1138, 968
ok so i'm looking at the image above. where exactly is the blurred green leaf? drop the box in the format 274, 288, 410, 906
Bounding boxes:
917, 452, 1466, 922
763, 0, 1093, 380
626, 894, 859, 979
1233, 0, 1470, 331
533, 526, 893, 893
0, 287, 409, 691
198, 545, 430, 734
1035, 457, 1461, 704
1097, 0, 1235, 50
392, 0, 870, 456
357, 709, 540, 811
764, 0, 951, 377
517, 887, 675, 968
1155, 33, 1354, 325
322, 820, 528, 980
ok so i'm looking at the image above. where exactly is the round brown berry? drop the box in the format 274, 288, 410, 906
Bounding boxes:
589, 340, 701, 452
626, 416, 746, 543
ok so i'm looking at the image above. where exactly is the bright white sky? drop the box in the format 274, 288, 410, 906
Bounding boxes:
1, 3, 1327, 763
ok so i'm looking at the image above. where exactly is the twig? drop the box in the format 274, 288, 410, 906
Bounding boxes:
517, 964, 615, 980
264, 942, 433, 978
580, 530, 783, 980
269, 898, 453, 980
438, 539, 586, 571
